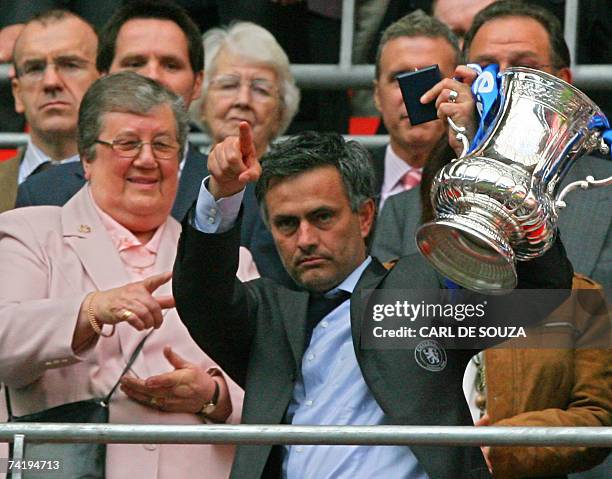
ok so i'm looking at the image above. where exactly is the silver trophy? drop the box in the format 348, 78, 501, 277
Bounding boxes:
416, 67, 611, 293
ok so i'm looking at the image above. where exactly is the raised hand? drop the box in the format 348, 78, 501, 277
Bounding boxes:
0, 24, 24, 65
208, 121, 262, 199
420, 65, 479, 157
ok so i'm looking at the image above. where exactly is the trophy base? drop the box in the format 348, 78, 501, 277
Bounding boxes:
416, 214, 517, 294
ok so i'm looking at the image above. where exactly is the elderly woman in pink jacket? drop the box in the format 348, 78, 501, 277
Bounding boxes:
0, 72, 257, 478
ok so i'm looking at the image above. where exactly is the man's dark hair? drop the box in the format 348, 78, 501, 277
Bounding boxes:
462, 0, 570, 69
96, 0, 203, 73
255, 131, 376, 222
375, 9, 460, 79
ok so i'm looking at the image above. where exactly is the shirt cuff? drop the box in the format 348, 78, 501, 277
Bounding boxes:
193, 176, 244, 233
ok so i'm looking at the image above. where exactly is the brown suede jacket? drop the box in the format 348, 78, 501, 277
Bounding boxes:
484, 274, 611, 478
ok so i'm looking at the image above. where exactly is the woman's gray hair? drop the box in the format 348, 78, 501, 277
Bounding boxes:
194, 21, 300, 138
78, 71, 189, 162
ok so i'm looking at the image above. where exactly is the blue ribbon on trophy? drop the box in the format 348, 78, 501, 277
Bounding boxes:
588, 114, 612, 159
468, 63, 612, 160
466, 63, 502, 153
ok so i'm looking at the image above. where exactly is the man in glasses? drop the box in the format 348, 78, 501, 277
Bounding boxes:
14, 0, 206, 222
0, 10, 99, 214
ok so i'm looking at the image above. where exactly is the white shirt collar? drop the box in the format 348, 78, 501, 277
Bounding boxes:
382, 144, 413, 196
379, 144, 422, 212
18, 138, 80, 184
179, 142, 189, 176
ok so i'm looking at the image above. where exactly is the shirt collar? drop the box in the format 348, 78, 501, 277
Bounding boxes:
179, 142, 189, 176
325, 256, 372, 297
89, 186, 165, 255
18, 138, 80, 184
382, 144, 415, 195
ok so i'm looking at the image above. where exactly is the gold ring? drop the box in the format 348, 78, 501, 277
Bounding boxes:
120, 309, 135, 321
448, 89, 458, 103
150, 397, 160, 407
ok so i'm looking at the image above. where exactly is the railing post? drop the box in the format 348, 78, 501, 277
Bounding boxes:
11, 433, 25, 479
564, 0, 579, 70
340, 0, 356, 69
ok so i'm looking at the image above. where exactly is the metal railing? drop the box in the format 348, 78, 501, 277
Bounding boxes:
3, 425, 609, 478
0, 133, 390, 149
1, 424, 610, 446
0, 0, 609, 90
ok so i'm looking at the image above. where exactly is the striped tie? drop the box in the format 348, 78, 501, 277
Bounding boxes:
400, 169, 422, 190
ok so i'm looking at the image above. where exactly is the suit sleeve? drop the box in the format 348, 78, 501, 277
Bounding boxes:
0, 211, 87, 387
486, 276, 611, 477
488, 348, 611, 477
173, 212, 256, 388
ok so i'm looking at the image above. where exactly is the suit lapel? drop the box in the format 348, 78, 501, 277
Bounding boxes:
370, 146, 386, 211
62, 186, 130, 291
278, 288, 310, 370
61, 186, 150, 377
350, 258, 390, 349
172, 145, 207, 221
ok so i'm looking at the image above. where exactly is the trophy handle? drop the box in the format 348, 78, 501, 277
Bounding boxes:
555, 175, 612, 209
447, 117, 469, 159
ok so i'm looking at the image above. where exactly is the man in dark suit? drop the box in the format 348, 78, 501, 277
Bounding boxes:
372, 10, 460, 212
173, 123, 573, 478
0, 10, 99, 214
375, 0, 611, 289
15, 0, 206, 221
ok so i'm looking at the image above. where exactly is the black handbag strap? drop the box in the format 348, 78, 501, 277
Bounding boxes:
5, 330, 152, 415
104, 330, 152, 404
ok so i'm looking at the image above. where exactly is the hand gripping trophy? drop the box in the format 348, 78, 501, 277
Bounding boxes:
416, 67, 612, 293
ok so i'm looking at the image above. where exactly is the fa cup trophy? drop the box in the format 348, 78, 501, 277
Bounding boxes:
416, 67, 611, 293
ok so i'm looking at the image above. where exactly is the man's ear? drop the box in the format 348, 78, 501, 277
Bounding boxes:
358, 198, 376, 239
190, 71, 204, 103
11, 77, 24, 114
556, 66, 572, 84
82, 158, 92, 180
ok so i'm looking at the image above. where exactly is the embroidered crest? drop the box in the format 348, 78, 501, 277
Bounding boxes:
414, 339, 447, 372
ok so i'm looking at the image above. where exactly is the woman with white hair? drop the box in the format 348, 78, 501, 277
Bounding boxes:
197, 21, 299, 157
196, 21, 301, 287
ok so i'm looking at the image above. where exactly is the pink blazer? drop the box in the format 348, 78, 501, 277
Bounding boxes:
0, 187, 249, 479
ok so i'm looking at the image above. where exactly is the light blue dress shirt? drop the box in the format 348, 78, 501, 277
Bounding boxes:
193, 181, 428, 479
282, 258, 429, 479
193, 176, 244, 233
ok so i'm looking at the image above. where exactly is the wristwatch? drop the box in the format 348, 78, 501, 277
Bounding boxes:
199, 379, 220, 416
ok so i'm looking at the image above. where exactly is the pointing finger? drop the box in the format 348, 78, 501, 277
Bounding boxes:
155, 294, 176, 310
142, 271, 172, 294
239, 121, 256, 159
